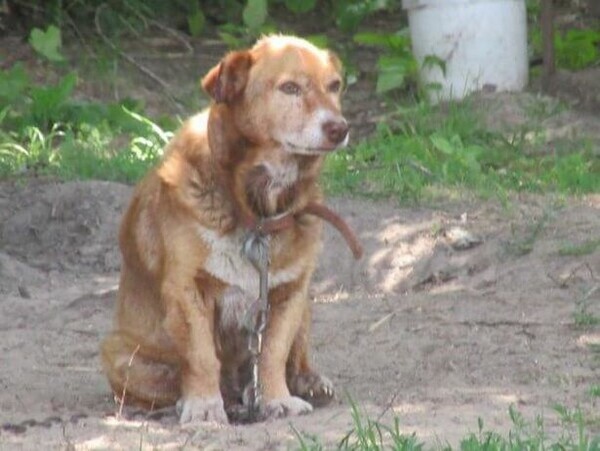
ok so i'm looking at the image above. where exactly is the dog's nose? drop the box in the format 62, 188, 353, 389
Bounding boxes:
322, 120, 349, 145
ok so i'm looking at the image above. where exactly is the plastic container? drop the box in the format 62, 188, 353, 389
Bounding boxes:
402, 0, 528, 102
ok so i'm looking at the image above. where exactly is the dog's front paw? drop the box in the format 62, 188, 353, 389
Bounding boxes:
263, 396, 313, 419
291, 372, 335, 407
176, 395, 228, 424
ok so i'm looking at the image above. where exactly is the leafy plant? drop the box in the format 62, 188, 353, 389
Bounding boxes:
28, 25, 66, 63
0, 64, 173, 182
559, 238, 600, 257
354, 30, 418, 94
531, 27, 600, 70
243, 0, 268, 30
292, 402, 600, 450
284, 0, 317, 14
324, 101, 600, 202
555, 29, 600, 70
332, 0, 393, 32
186, 0, 206, 37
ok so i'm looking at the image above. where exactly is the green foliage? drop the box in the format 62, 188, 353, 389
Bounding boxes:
186, 0, 206, 37
0, 65, 173, 182
353, 30, 418, 94
324, 102, 599, 202
243, 0, 268, 30
559, 238, 600, 257
339, 400, 424, 450
531, 27, 600, 71
294, 397, 424, 450
12, 0, 398, 42
284, 0, 317, 14
28, 25, 65, 63
332, 0, 392, 33
555, 29, 600, 70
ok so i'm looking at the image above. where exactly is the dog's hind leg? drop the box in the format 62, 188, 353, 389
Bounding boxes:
100, 332, 181, 410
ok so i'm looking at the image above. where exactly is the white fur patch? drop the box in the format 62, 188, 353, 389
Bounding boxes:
261, 159, 299, 207
281, 108, 332, 152
197, 226, 304, 326
279, 108, 348, 155
219, 286, 249, 330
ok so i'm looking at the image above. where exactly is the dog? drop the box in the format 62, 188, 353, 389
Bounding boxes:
100, 35, 361, 424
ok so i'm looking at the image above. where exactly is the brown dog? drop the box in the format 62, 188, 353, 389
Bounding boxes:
100, 35, 358, 424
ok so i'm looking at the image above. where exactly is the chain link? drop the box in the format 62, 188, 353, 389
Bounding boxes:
241, 231, 270, 421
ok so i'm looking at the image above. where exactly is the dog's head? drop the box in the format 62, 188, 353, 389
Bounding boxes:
202, 35, 348, 155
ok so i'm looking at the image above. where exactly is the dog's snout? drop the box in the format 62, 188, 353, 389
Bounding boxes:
322, 120, 349, 145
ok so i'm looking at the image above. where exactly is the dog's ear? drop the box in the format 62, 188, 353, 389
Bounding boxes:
328, 50, 343, 73
202, 51, 253, 104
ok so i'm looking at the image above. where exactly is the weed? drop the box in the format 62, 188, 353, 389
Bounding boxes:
572, 285, 600, 329
559, 239, 600, 257
324, 101, 599, 203
574, 310, 600, 328
292, 403, 600, 450
506, 212, 550, 257
531, 27, 600, 71
0, 64, 173, 182
292, 425, 325, 451
353, 30, 418, 95
337, 400, 424, 450
29, 25, 66, 63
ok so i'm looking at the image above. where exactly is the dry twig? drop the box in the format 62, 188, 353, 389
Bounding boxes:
94, 4, 185, 114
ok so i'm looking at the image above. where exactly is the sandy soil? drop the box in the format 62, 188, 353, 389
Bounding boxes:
0, 175, 598, 449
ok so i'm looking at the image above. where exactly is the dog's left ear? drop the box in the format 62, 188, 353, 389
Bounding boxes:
202, 50, 253, 104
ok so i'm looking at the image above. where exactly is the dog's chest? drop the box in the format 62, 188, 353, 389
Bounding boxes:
197, 226, 302, 327
248, 159, 300, 215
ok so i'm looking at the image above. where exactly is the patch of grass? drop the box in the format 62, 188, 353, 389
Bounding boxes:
293, 402, 600, 450
506, 212, 551, 257
559, 239, 600, 257
0, 64, 174, 183
574, 310, 600, 328
324, 102, 599, 202
531, 27, 600, 71
573, 285, 600, 329
293, 399, 424, 450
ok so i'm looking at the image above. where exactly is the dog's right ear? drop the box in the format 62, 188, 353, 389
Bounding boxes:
201, 51, 253, 104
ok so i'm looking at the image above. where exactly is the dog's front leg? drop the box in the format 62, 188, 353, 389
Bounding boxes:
161, 274, 228, 424
259, 277, 314, 419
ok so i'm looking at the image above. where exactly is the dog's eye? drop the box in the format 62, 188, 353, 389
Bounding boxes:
327, 80, 342, 93
279, 81, 301, 96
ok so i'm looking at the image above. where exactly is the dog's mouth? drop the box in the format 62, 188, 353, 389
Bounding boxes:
284, 138, 348, 155
285, 142, 336, 154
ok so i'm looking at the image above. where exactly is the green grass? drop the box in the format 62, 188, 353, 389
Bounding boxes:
0, 64, 175, 183
292, 401, 600, 450
324, 102, 599, 203
505, 211, 551, 257
2, 55, 599, 197
559, 239, 600, 257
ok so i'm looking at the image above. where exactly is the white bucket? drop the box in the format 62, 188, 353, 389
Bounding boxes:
402, 0, 528, 102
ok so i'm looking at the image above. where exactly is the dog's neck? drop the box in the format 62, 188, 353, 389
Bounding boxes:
207, 104, 323, 230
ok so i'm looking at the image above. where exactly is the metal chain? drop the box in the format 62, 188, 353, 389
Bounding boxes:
241, 230, 270, 421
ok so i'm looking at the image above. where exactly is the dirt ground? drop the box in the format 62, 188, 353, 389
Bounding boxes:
1, 176, 599, 449
1, 26, 600, 451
